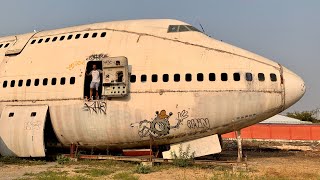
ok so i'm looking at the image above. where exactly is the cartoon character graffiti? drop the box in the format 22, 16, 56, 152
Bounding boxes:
136, 110, 189, 138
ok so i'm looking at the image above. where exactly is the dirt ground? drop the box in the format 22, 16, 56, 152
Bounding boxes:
0, 149, 319, 180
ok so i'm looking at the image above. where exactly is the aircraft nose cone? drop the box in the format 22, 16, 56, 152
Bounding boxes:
283, 67, 306, 109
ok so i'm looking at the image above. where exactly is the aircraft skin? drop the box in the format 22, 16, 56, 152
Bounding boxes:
0, 19, 305, 157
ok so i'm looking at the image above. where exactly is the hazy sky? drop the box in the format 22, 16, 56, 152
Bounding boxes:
0, 1, 319, 112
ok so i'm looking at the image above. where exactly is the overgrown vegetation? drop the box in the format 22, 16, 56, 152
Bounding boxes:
0, 156, 46, 166
113, 172, 139, 180
23, 171, 89, 180
135, 164, 151, 174
171, 144, 195, 167
211, 171, 250, 180
286, 110, 320, 123
74, 168, 114, 177
56, 154, 71, 164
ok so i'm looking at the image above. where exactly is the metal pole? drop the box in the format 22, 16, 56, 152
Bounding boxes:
149, 135, 153, 162
236, 130, 242, 162
70, 143, 75, 158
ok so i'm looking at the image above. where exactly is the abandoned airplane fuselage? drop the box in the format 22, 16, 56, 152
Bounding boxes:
0, 19, 305, 157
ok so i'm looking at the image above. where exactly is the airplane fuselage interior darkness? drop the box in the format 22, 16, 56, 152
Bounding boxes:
0, 19, 305, 157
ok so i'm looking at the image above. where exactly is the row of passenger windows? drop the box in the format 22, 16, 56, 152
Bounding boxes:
0, 43, 10, 49
30, 32, 107, 45
2, 77, 76, 88
130, 73, 278, 83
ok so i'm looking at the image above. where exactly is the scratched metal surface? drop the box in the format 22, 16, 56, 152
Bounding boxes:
0, 105, 48, 157
0, 19, 305, 156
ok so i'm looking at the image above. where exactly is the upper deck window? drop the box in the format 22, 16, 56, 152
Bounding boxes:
167, 25, 201, 33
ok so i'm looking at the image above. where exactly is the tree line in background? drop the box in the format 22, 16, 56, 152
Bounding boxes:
286, 110, 320, 123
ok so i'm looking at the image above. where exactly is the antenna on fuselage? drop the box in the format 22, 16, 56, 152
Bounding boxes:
199, 23, 206, 34
198, 21, 211, 37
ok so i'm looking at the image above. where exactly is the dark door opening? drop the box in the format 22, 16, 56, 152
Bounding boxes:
84, 61, 103, 100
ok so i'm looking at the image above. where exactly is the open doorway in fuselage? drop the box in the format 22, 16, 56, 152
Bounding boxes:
84, 61, 103, 100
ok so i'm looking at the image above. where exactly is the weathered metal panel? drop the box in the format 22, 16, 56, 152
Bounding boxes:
0, 105, 48, 157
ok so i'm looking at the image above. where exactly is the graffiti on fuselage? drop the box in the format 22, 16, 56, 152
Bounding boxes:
132, 110, 211, 138
83, 101, 107, 115
135, 110, 189, 138
86, 54, 108, 61
187, 118, 210, 129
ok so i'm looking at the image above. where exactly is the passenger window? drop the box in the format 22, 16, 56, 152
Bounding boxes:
26, 79, 31, 86
34, 79, 39, 86
75, 34, 81, 39
168, 25, 179, 33
9, 112, 14, 117
197, 73, 204, 81
174, 74, 180, 82
209, 73, 216, 81
60, 36, 65, 41
83, 33, 89, 38
4, 43, 9, 48
18, 80, 23, 87
270, 73, 277, 82
31, 112, 36, 117
3, 81, 7, 88
45, 38, 50, 43
233, 73, 240, 81
10, 80, 15, 87
152, 74, 158, 82
221, 73, 228, 81
185, 73, 192, 82
141, 75, 147, 82
60, 77, 66, 85
52, 37, 58, 42
51, 78, 57, 85
31, 40, 36, 44
130, 75, 136, 83
163, 74, 169, 82
92, 33, 98, 38
38, 39, 43, 43
246, 73, 253, 81
67, 35, 73, 40
70, 77, 75, 84
258, 73, 265, 81
101, 32, 106, 37
43, 78, 48, 86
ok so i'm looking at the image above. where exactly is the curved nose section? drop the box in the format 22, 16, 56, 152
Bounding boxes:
283, 67, 306, 109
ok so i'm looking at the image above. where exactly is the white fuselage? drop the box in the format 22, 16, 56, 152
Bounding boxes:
0, 19, 305, 156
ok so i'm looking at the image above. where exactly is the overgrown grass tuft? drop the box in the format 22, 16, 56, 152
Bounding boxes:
0, 156, 46, 166
22, 170, 89, 180
171, 144, 195, 167
135, 164, 151, 174
56, 155, 71, 165
211, 171, 251, 180
113, 172, 138, 180
74, 168, 114, 177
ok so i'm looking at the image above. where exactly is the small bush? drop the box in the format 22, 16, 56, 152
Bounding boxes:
135, 164, 151, 174
171, 144, 195, 167
56, 155, 70, 164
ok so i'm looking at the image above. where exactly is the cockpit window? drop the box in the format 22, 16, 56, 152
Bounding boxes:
167, 25, 202, 33
168, 25, 179, 33
179, 25, 189, 32
186, 25, 201, 32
